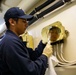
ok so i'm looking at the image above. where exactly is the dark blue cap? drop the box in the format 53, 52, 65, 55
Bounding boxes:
4, 7, 33, 22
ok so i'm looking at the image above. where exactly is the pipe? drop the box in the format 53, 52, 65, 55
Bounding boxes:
30, 0, 55, 15
37, 0, 65, 18
28, 17, 38, 26
28, 0, 72, 25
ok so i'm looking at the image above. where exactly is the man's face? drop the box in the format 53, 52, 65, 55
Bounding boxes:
14, 18, 28, 35
49, 29, 60, 42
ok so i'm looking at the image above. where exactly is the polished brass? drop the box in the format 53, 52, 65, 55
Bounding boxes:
41, 21, 69, 43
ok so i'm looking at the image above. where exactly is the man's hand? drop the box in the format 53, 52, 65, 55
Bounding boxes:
42, 43, 53, 58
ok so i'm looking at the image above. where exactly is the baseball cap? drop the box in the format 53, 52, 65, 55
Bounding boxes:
4, 7, 33, 22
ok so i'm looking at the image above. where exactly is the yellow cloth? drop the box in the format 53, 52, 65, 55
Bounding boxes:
21, 32, 34, 49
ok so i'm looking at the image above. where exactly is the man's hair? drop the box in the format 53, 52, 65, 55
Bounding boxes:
49, 26, 61, 33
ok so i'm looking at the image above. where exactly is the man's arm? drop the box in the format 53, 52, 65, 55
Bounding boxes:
4, 39, 47, 75
28, 40, 46, 60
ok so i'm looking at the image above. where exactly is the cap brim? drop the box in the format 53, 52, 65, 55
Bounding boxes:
19, 14, 33, 21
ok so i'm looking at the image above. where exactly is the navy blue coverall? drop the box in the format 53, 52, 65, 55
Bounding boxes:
0, 30, 48, 75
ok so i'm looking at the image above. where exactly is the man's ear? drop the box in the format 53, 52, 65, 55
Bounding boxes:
9, 18, 15, 26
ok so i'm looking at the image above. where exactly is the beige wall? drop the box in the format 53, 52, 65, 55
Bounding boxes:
27, 1, 76, 61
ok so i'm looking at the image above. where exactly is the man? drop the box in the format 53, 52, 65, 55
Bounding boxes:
49, 26, 61, 42
0, 7, 52, 75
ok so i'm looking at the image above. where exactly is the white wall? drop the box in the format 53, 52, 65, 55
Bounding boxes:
27, 1, 76, 61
